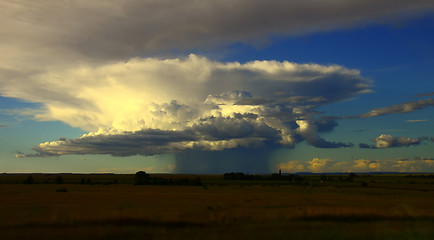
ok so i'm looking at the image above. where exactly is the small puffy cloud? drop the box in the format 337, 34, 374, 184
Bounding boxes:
392, 157, 434, 172
375, 135, 421, 148
278, 161, 307, 173
359, 134, 430, 149
352, 159, 381, 171
405, 119, 428, 123
308, 158, 332, 172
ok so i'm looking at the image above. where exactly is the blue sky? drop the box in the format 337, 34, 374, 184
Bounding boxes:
0, 1, 433, 173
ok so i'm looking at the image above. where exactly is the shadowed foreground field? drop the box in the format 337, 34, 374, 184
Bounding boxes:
0, 174, 433, 239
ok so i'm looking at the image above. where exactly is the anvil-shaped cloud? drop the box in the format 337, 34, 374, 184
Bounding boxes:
8, 55, 369, 157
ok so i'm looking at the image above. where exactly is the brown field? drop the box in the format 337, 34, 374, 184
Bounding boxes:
0, 173, 433, 239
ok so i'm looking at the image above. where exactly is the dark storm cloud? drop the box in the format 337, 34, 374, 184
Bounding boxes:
306, 137, 354, 148
18, 117, 284, 157
413, 156, 434, 161
316, 118, 339, 133
20, 111, 354, 157
174, 145, 278, 174
193, 117, 281, 142
295, 119, 353, 149
1, 0, 433, 65
24, 129, 200, 157
359, 143, 377, 149
207, 69, 372, 105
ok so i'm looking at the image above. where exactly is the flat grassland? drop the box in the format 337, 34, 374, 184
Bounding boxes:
0, 174, 433, 239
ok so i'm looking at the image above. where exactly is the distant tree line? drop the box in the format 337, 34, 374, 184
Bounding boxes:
223, 172, 304, 182
21, 174, 118, 185
134, 171, 202, 186
223, 172, 363, 183
405, 174, 434, 178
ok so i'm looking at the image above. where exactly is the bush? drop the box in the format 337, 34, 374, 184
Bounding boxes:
134, 171, 150, 185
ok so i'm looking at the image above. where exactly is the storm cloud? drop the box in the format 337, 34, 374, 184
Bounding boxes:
1, 0, 433, 69
12, 56, 366, 157
2, 1, 433, 160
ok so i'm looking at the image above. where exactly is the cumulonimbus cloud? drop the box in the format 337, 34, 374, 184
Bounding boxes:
7, 55, 366, 157
2, 1, 433, 158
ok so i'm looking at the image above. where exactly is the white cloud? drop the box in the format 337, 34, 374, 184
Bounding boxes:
375, 135, 421, 148
359, 134, 430, 149
1, 55, 370, 132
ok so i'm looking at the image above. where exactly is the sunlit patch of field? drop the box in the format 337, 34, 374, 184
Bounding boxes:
0, 174, 433, 239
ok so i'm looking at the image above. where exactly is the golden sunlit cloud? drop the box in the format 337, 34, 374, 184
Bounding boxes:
7, 55, 367, 157
277, 157, 434, 173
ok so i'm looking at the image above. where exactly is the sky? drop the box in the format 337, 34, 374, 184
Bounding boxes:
0, 0, 434, 174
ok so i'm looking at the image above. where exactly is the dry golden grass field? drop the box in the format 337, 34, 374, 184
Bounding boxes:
0, 173, 433, 239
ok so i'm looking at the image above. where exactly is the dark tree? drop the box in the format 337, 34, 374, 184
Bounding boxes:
134, 171, 150, 185
23, 175, 34, 184
347, 173, 357, 182
54, 175, 64, 184
320, 175, 327, 183
193, 177, 202, 186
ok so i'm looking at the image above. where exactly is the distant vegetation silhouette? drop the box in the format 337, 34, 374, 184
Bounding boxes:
54, 175, 64, 184
22, 175, 34, 184
134, 171, 202, 186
